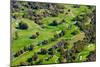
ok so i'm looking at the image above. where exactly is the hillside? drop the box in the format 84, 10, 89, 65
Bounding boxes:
11, 1, 96, 66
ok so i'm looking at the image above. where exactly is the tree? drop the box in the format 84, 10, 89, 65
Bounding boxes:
40, 48, 48, 54
20, 49, 24, 54
86, 51, 96, 61
68, 9, 70, 12
50, 37, 56, 41
14, 52, 19, 57
54, 34, 60, 39
59, 30, 65, 37
14, 31, 19, 40
18, 21, 28, 30
20, 62, 29, 66
28, 45, 34, 51
49, 20, 58, 26
73, 40, 85, 52
23, 46, 28, 51
71, 31, 78, 35
58, 56, 67, 63
48, 48, 55, 55
27, 57, 33, 63
14, 50, 22, 57
35, 59, 43, 65
41, 40, 48, 45
36, 32, 39, 36
64, 41, 68, 49
61, 19, 66, 23
32, 53, 38, 61
73, 5, 80, 8
30, 34, 37, 39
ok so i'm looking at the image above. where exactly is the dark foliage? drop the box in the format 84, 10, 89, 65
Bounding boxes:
39, 48, 48, 55
18, 22, 28, 30
49, 20, 58, 26
32, 53, 38, 61
27, 57, 33, 63
20, 62, 29, 66
86, 51, 96, 61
